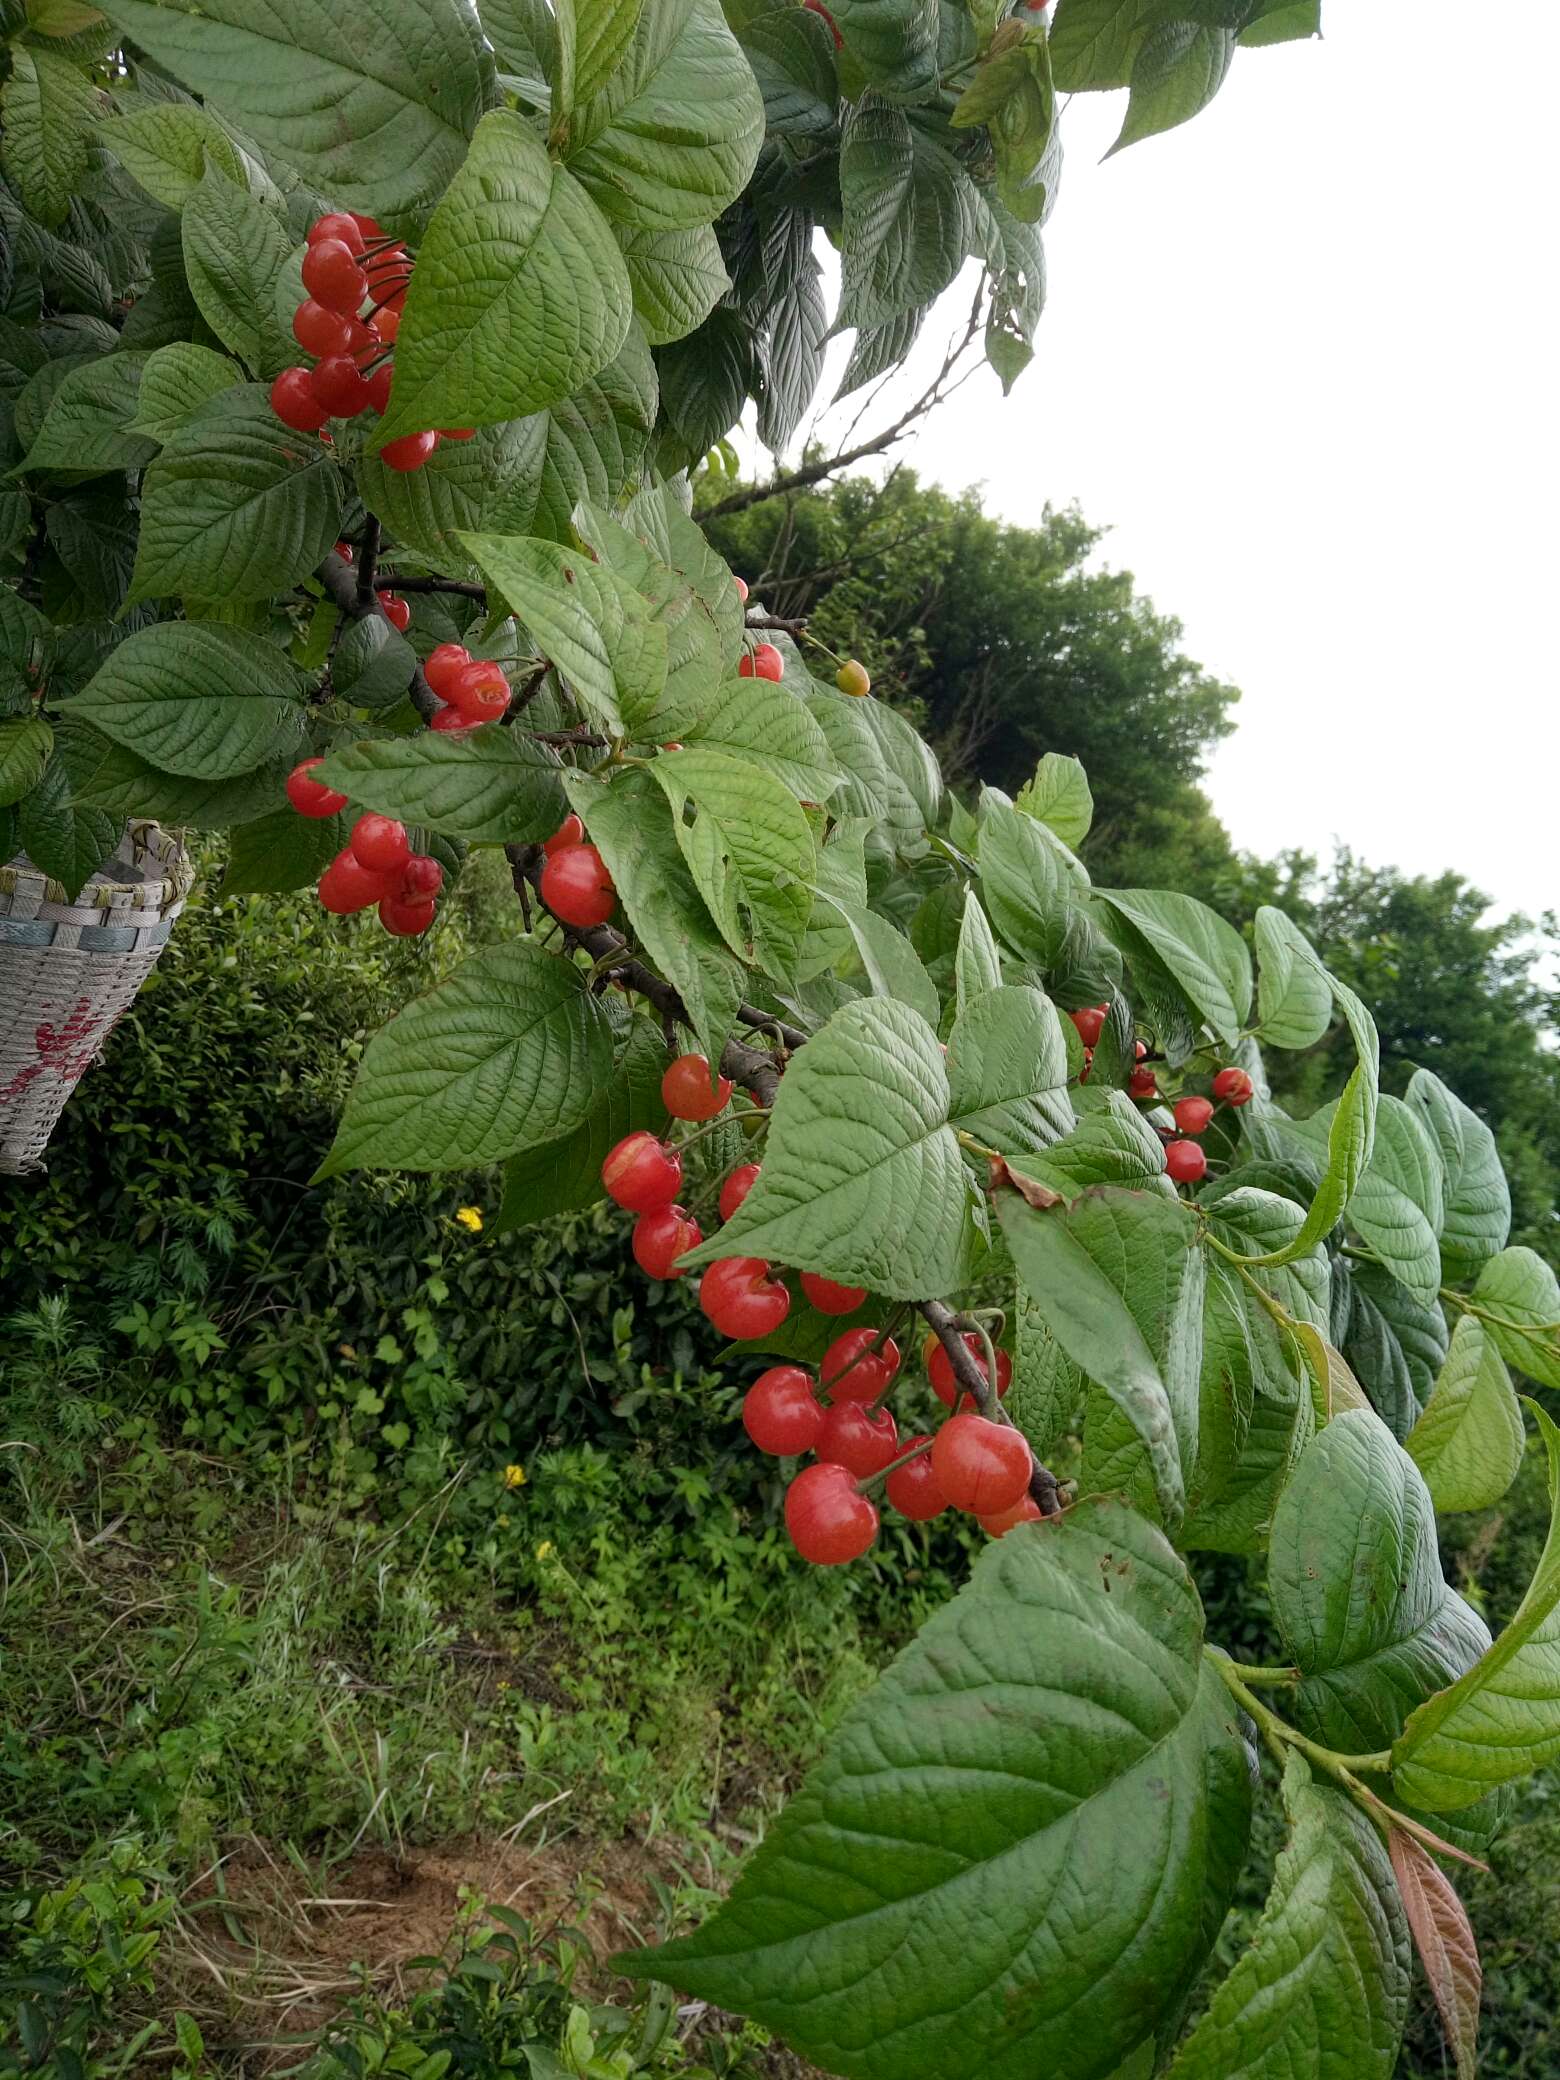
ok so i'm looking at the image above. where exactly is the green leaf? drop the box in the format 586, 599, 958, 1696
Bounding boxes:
565, 0, 765, 232
16, 352, 155, 477
1165, 1753, 1409, 2080
1110, 21, 1235, 155
180, 169, 293, 376
837, 98, 971, 334
1386, 1828, 1481, 2080
376, 111, 634, 446
1269, 1408, 1491, 1756
651, 746, 815, 980
653, 308, 754, 471
1393, 1403, 1560, 1809
480, 0, 557, 100
554, 0, 644, 117
1291, 1094, 1443, 1307
569, 497, 729, 734
662, 501, 745, 671
815, 893, 940, 1027
460, 531, 667, 735
95, 0, 493, 215
318, 732, 566, 848
125, 341, 241, 444
319, 941, 617, 1177
14, 746, 117, 896
65, 621, 306, 778
739, 9, 840, 140
100, 100, 249, 211
954, 34, 1054, 229
1469, 1247, 1560, 1392
1254, 902, 1333, 1049
1015, 751, 1092, 849
63, 726, 291, 828
1407, 1316, 1525, 1515
0, 715, 54, 806
1000, 1089, 1169, 1196
676, 675, 840, 802
1240, 0, 1320, 45
1, 47, 98, 228
947, 984, 1072, 1154
561, 767, 743, 1071
496, 1016, 672, 1232
1049, 0, 1158, 91
831, 0, 940, 100
954, 887, 1004, 1011
1405, 1068, 1509, 1284
223, 800, 347, 893
1340, 1258, 1447, 1439
979, 193, 1046, 386
623, 1498, 1252, 2080
755, 249, 828, 452
979, 794, 1085, 969
331, 616, 418, 711
999, 1185, 1202, 1527
614, 222, 731, 345
1096, 887, 1251, 1043
681, 995, 978, 1298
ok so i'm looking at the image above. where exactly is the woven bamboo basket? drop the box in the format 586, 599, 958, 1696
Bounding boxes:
0, 822, 194, 1175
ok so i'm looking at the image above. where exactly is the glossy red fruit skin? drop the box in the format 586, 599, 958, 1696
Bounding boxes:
350, 213, 385, 239
1069, 1004, 1107, 1049
1128, 1066, 1158, 1099
373, 305, 401, 344
380, 430, 439, 473
543, 814, 584, 856
632, 1203, 700, 1280
293, 299, 353, 357
743, 1366, 822, 1455
719, 1163, 761, 1222
309, 211, 365, 252
931, 1413, 1032, 1515
886, 1442, 947, 1522
1213, 1066, 1255, 1107
424, 644, 471, 699
1165, 1139, 1208, 1184
399, 854, 443, 902
311, 353, 372, 416
662, 1053, 733, 1122
428, 704, 473, 733
301, 237, 368, 315
602, 1131, 682, 1213
447, 660, 511, 722
927, 1332, 1012, 1410
350, 814, 411, 875
700, 1256, 790, 1340
785, 1462, 879, 1565
439, 427, 476, 441
733, 575, 749, 603
318, 849, 390, 916
540, 843, 615, 928
285, 757, 347, 818
739, 643, 784, 681
821, 1327, 901, 1404
378, 594, 411, 633
1174, 1095, 1215, 1136
270, 367, 330, 432
364, 364, 394, 415
799, 1271, 867, 1316
817, 1402, 899, 1479
979, 1493, 1043, 1536
378, 895, 435, 937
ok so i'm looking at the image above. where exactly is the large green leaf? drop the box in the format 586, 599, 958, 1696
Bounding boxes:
1269, 1408, 1491, 1757
979, 794, 1085, 970
127, 386, 344, 608
946, 983, 1072, 1154
565, 0, 765, 232
1049, 0, 1156, 90
223, 800, 348, 894
1165, 1753, 1409, 2080
14, 746, 119, 898
1, 46, 98, 228
1339, 1259, 1447, 1439
16, 352, 155, 478
1254, 902, 1333, 1049
755, 247, 828, 452
1000, 1186, 1202, 1527
317, 732, 566, 848
496, 1015, 672, 1233
1393, 1404, 1560, 1810
673, 675, 839, 801
1405, 1068, 1510, 1284
739, 8, 840, 140
125, 341, 242, 444
569, 499, 728, 736
831, 0, 940, 100
318, 941, 617, 1178
180, 169, 293, 376
0, 716, 54, 807
650, 746, 815, 981
1014, 751, 1092, 849
1000, 1089, 1168, 1196
815, 894, 941, 1028
560, 767, 743, 1071
553, 0, 644, 115
100, 100, 250, 212
1096, 887, 1252, 1044
624, 1499, 1252, 2080
1407, 1316, 1526, 1515
65, 728, 292, 828
95, 0, 493, 215
614, 221, 731, 344
1291, 1093, 1443, 1307
681, 995, 979, 1298
837, 98, 970, 335
377, 111, 632, 445
1111, 21, 1235, 155
1470, 1247, 1560, 1392
954, 887, 1004, 1011
480, 0, 557, 100
65, 621, 306, 779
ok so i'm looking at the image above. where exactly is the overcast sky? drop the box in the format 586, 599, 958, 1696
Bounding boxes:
758, 2, 1558, 925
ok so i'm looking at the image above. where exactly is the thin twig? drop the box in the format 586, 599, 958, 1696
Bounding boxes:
355, 516, 380, 607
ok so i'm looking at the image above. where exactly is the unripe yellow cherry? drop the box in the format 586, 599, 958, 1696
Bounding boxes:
836, 658, 871, 698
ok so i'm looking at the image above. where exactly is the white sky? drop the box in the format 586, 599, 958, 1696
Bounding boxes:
754, 3, 1559, 924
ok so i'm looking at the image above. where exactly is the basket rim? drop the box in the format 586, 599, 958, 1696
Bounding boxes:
0, 819, 195, 914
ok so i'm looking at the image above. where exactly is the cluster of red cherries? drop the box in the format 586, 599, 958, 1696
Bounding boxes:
269, 210, 470, 471
282, 762, 444, 935
536, 814, 617, 930
598, 1076, 1038, 1566
1067, 1001, 1253, 1184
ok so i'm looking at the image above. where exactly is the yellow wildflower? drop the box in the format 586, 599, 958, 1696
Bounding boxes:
535, 1541, 555, 1561
503, 1463, 527, 1490
455, 1206, 484, 1232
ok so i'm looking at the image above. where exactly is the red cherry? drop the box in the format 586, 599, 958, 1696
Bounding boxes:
1174, 1095, 1215, 1136
931, 1413, 1032, 1515
632, 1203, 700, 1280
1213, 1066, 1255, 1107
1069, 1004, 1108, 1049
739, 643, 783, 681
364, 363, 394, 414
733, 575, 749, 603
349, 213, 385, 240
1079, 1047, 1093, 1084
886, 1442, 947, 1523
399, 855, 443, 903
817, 1402, 899, 1479
785, 1463, 878, 1565
373, 305, 401, 345
602, 1132, 682, 1213
309, 212, 365, 253
447, 660, 511, 722
438, 427, 476, 441
540, 843, 615, 928
543, 814, 584, 857
799, 1271, 866, 1316
285, 756, 347, 818
742, 1367, 822, 1455
378, 593, 411, 633
821, 1328, 901, 1404
301, 237, 368, 315
1134, 1040, 1148, 1060
293, 300, 353, 357
699, 1256, 790, 1340
380, 430, 439, 473
429, 704, 473, 733
424, 644, 471, 699
270, 366, 330, 432
318, 848, 390, 916
311, 353, 373, 418
1166, 1139, 1208, 1185
662, 1053, 732, 1122
334, 539, 354, 561
979, 1493, 1043, 1536
378, 895, 435, 937
719, 1163, 761, 1222
1128, 1066, 1158, 1100
350, 813, 411, 875
926, 1332, 1012, 1410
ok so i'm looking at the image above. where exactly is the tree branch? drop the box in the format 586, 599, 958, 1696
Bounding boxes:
383, 575, 488, 599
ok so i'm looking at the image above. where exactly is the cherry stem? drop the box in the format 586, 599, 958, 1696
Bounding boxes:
674, 1109, 769, 1156
824, 1305, 909, 1405
856, 1437, 933, 1494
